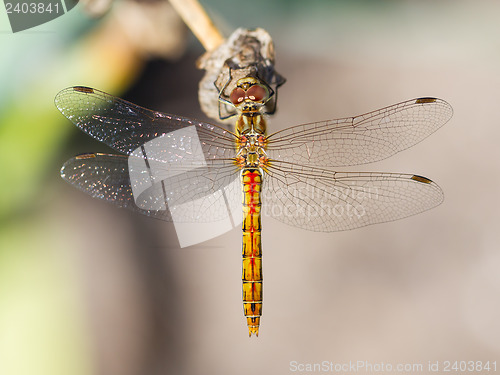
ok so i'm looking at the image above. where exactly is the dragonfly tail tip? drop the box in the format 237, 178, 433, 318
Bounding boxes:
248, 326, 259, 337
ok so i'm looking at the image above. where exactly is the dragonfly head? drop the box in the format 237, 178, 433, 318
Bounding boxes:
229, 77, 271, 112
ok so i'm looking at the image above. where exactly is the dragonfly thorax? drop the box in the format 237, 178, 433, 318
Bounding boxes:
236, 112, 267, 135
236, 132, 268, 168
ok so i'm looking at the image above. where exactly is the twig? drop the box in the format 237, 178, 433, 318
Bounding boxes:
169, 0, 225, 51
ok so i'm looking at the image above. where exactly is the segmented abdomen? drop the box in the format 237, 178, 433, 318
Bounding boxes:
241, 168, 263, 336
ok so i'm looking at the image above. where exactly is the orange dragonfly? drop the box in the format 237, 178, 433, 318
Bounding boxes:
56, 82, 452, 336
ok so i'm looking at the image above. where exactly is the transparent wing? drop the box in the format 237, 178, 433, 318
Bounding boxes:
55, 86, 238, 159
266, 98, 453, 167
61, 153, 242, 223
262, 160, 443, 232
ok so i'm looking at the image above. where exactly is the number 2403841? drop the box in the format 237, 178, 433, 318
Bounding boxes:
5, 2, 61, 14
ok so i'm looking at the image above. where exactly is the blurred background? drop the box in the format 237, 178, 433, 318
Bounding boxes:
1, 0, 499, 374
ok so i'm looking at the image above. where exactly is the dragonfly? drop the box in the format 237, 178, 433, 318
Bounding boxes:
56, 82, 452, 336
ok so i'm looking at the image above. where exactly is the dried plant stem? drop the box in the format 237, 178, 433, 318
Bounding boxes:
169, 0, 224, 51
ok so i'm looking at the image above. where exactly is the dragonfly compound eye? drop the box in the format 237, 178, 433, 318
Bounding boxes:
230, 88, 246, 105
246, 85, 267, 102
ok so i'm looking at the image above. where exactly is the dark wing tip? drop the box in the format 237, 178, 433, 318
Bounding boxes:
73, 86, 95, 94
411, 174, 433, 184
75, 153, 97, 160
415, 97, 437, 104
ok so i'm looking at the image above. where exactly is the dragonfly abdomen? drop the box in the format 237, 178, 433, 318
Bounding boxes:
241, 167, 263, 337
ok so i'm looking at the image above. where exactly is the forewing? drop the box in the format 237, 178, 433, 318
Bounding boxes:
55, 86, 238, 159
262, 161, 443, 232
266, 98, 453, 167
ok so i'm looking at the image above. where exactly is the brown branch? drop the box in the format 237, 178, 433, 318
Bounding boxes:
169, 0, 225, 51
